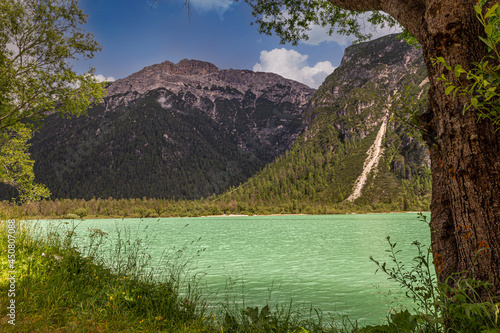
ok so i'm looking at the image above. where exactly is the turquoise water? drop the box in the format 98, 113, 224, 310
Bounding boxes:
42, 213, 432, 325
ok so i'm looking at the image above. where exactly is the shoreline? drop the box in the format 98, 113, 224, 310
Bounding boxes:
18, 211, 431, 221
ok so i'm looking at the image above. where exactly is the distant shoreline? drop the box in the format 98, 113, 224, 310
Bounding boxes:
21, 211, 431, 221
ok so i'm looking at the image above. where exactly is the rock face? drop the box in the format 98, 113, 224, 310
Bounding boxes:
308, 34, 427, 140
15, 60, 315, 200
304, 34, 431, 206
105, 59, 314, 162
223, 34, 432, 211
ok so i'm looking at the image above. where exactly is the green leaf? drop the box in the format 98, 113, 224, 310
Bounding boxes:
0, 0, 105, 202
436, 56, 445, 63
485, 24, 493, 36
479, 36, 494, 49
471, 97, 479, 108
454, 64, 464, 78
445, 86, 455, 95
485, 4, 499, 19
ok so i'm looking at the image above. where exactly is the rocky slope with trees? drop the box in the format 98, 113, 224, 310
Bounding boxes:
219, 34, 431, 212
1, 59, 314, 200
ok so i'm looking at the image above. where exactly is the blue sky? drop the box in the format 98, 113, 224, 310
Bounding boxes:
76, 0, 398, 88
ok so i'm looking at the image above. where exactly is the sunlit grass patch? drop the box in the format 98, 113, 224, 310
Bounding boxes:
0, 218, 208, 332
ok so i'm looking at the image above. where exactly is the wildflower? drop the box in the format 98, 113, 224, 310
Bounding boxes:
41, 252, 45, 257
110, 296, 114, 301
155, 315, 163, 321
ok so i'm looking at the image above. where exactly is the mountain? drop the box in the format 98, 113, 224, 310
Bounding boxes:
1, 35, 431, 211
217, 34, 431, 213
3, 60, 314, 200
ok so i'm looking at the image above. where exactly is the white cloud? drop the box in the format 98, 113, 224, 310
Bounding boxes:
94, 74, 116, 83
6, 42, 19, 54
188, 0, 233, 15
253, 48, 336, 89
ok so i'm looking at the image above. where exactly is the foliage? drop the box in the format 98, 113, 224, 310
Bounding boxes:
439, 275, 500, 332
398, 30, 420, 49
0, 218, 208, 332
368, 214, 500, 333
0, 125, 50, 202
434, 2, 500, 130
244, 0, 399, 45
370, 215, 441, 332
0, 0, 106, 201
0, 194, 427, 220
0, 0, 105, 130
217, 121, 429, 213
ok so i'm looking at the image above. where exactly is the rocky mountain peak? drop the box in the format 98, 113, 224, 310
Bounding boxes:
144, 59, 219, 76
307, 34, 426, 141
339, 34, 420, 68
105, 58, 315, 111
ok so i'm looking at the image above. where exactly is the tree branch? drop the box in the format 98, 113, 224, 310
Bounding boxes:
327, 0, 427, 42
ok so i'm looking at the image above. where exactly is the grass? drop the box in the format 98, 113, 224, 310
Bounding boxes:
0, 217, 209, 332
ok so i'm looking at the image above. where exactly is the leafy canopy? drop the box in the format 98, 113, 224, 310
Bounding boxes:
0, 0, 105, 131
243, 0, 400, 45
0, 0, 106, 202
0, 125, 49, 202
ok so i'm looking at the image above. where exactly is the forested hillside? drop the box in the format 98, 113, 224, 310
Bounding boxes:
217, 34, 431, 212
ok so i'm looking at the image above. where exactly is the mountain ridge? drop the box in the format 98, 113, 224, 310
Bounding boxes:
218, 34, 431, 212
105, 58, 314, 111
0, 34, 432, 211
0, 58, 316, 200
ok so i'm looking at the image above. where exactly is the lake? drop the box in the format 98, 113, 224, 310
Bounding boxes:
39, 213, 432, 325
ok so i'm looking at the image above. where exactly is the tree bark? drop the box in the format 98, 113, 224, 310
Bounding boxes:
328, 0, 500, 294
420, 0, 500, 292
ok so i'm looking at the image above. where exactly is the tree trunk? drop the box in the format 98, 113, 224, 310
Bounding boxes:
328, 0, 500, 292
418, 0, 500, 294
327, 0, 500, 293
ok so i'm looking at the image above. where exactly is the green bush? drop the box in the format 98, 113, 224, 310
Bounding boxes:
73, 207, 88, 218
369, 214, 500, 333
